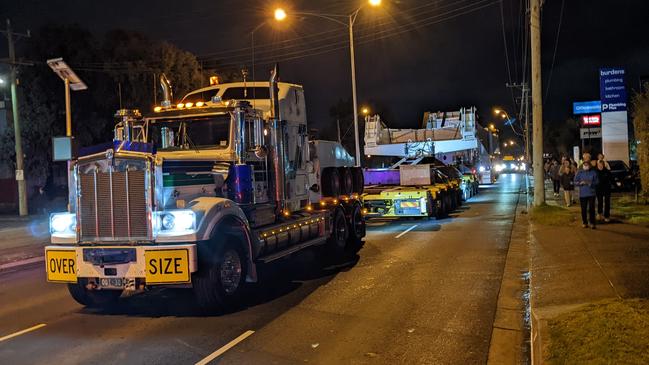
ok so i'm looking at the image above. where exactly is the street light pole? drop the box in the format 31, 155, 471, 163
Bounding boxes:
65, 77, 71, 136
274, 1, 381, 167
349, 12, 361, 167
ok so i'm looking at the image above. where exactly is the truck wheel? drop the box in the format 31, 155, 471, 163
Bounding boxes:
327, 208, 349, 255
193, 240, 247, 312
346, 203, 365, 250
321, 167, 340, 197
351, 167, 365, 194
67, 281, 122, 308
338, 167, 353, 195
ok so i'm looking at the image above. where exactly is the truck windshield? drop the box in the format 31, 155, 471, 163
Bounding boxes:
148, 115, 231, 150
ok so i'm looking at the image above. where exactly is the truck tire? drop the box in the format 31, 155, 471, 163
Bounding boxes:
67, 281, 122, 308
338, 167, 353, 196
351, 167, 365, 194
193, 239, 247, 312
321, 167, 340, 197
327, 207, 349, 255
346, 203, 365, 250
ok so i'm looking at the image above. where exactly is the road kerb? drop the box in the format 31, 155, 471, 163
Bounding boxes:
0, 256, 44, 272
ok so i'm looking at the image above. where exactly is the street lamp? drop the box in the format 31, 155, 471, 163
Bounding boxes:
275, 0, 382, 166
362, 107, 370, 115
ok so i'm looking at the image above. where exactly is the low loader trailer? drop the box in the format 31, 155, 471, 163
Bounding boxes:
362, 109, 481, 219
45, 67, 365, 310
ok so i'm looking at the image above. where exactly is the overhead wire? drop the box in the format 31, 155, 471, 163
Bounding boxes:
543, 0, 565, 104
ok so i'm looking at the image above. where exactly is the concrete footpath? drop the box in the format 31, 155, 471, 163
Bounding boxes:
0, 216, 48, 270
529, 186, 649, 364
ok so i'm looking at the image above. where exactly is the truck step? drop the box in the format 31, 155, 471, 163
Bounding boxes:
258, 236, 327, 264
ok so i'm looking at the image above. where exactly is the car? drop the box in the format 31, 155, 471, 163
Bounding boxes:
608, 160, 636, 191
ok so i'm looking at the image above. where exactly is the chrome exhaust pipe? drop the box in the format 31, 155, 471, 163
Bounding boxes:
159, 73, 173, 107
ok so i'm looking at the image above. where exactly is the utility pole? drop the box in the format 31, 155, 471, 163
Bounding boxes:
531, 0, 545, 206
2, 19, 30, 216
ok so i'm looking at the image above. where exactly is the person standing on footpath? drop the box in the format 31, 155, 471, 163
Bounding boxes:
550, 160, 561, 197
575, 161, 599, 229
596, 159, 612, 222
597, 153, 611, 170
559, 159, 575, 206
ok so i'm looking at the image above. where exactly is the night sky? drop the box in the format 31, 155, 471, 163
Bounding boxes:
2, 0, 649, 142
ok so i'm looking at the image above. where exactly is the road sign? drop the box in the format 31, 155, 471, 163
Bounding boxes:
573, 100, 601, 114
580, 127, 602, 139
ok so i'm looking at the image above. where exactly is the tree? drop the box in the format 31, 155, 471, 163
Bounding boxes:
0, 25, 206, 191
632, 83, 649, 200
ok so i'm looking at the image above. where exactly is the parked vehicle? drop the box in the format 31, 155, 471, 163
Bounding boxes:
608, 160, 636, 191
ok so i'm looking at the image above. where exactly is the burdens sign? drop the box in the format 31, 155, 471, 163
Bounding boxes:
599, 67, 629, 164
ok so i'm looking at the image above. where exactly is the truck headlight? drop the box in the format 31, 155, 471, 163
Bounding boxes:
479, 166, 486, 172
155, 210, 196, 235
50, 212, 76, 237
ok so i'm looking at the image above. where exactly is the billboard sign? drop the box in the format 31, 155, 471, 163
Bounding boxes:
573, 100, 601, 115
599, 68, 627, 112
580, 114, 601, 127
580, 128, 602, 139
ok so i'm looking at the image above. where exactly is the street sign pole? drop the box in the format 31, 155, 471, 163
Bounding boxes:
65, 77, 71, 136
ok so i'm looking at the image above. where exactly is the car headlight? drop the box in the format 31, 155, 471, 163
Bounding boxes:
155, 210, 196, 235
50, 212, 76, 237
479, 166, 486, 172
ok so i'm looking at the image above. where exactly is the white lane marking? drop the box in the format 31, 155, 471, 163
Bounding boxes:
0, 256, 44, 271
395, 224, 419, 239
0, 324, 47, 343
195, 330, 255, 365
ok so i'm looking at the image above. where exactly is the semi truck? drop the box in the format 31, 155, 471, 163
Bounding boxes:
362, 109, 481, 219
45, 66, 365, 310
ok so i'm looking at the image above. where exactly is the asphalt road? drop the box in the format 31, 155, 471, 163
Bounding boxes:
0, 174, 523, 365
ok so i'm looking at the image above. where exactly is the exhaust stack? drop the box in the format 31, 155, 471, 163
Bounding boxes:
159, 74, 173, 107
268, 64, 286, 215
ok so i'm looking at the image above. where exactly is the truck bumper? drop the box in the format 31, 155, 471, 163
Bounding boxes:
44, 244, 198, 290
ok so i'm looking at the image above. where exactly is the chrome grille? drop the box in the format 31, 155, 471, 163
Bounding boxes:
78, 158, 150, 241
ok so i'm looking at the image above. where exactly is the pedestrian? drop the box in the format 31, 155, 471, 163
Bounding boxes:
597, 153, 611, 170
595, 159, 612, 222
574, 161, 599, 229
559, 160, 575, 206
544, 160, 551, 181
581, 152, 592, 168
550, 160, 561, 197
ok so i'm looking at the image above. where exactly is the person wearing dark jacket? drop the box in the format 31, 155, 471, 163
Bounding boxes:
595, 159, 612, 222
574, 162, 599, 229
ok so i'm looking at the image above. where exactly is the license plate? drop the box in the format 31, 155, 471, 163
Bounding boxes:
45, 249, 78, 283
145, 249, 191, 284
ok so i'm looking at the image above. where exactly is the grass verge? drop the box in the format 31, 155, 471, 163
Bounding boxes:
547, 299, 649, 365
530, 204, 574, 226
612, 195, 649, 227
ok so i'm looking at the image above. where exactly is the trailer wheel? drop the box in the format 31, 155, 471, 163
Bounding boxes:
426, 192, 435, 219
321, 167, 340, 197
67, 281, 122, 308
327, 208, 349, 254
193, 238, 247, 312
346, 203, 365, 250
338, 167, 354, 195
351, 167, 365, 194
436, 193, 447, 219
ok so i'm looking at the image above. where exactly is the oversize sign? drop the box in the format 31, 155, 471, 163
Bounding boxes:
573, 100, 601, 115
581, 114, 601, 127
580, 127, 602, 139
145, 249, 191, 284
599, 68, 627, 112
46, 249, 78, 283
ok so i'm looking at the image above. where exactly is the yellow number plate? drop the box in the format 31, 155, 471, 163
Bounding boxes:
145, 249, 190, 284
45, 249, 77, 283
